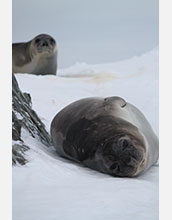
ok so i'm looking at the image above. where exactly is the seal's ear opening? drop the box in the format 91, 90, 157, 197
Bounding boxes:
109, 137, 143, 177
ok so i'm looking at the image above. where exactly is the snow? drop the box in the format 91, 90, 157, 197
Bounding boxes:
13, 48, 158, 220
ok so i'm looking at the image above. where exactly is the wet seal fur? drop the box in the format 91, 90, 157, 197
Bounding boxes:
50, 96, 159, 177
12, 34, 57, 75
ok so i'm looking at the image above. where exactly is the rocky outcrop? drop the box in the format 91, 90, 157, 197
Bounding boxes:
12, 74, 52, 165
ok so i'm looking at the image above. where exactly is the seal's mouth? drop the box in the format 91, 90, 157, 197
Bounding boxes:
37, 47, 52, 54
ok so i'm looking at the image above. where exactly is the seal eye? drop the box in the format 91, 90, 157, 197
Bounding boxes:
122, 139, 129, 148
35, 38, 40, 44
118, 139, 130, 150
50, 38, 55, 44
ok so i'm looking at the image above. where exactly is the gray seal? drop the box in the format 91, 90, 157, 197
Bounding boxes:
50, 96, 159, 177
12, 34, 57, 75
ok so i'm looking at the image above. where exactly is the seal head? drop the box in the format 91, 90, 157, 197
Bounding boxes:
31, 34, 56, 55
95, 133, 146, 177
12, 34, 57, 75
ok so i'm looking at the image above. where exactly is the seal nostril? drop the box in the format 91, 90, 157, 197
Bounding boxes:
42, 42, 48, 46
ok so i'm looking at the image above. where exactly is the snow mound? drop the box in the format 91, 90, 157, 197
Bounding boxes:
13, 49, 158, 220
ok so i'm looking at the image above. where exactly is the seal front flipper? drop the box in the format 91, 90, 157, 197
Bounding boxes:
62, 117, 97, 162
104, 96, 127, 108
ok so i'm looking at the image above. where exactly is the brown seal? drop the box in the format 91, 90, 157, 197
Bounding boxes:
12, 34, 57, 75
50, 96, 159, 177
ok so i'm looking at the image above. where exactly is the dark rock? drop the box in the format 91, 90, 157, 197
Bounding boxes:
12, 111, 22, 141
12, 74, 52, 165
12, 142, 30, 165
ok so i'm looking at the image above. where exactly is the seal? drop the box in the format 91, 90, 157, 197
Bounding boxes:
50, 96, 159, 177
12, 34, 57, 75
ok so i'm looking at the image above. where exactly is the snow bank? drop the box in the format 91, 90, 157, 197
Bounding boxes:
13, 49, 158, 220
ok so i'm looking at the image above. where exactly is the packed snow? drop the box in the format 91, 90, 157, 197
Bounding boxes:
13, 48, 158, 220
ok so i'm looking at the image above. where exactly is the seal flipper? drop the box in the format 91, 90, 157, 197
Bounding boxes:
63, 141, 81, 162
104, 96, 126, 108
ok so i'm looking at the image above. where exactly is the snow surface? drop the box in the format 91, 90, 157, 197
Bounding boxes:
13, 49, 159, 220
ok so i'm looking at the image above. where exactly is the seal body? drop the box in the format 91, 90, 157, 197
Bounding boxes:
50, 96, 159, 177
12, 34, 57, 75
